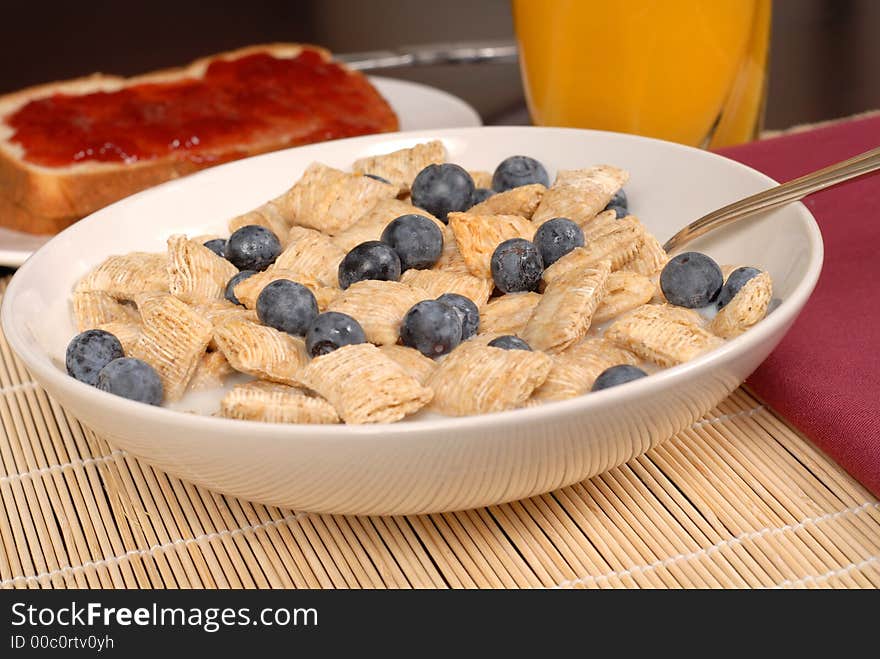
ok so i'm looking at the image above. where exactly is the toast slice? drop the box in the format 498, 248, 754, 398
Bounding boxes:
0, 43, 399, 235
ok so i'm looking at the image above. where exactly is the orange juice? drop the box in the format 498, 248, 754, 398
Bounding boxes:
512, 0, 771, 147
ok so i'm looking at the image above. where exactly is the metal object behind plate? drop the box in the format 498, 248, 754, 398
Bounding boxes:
337, 39, 518, 71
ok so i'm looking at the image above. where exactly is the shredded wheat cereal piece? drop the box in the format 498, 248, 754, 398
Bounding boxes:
447, 212, 536, 278
301, 344, 432, 424
522, 260, 611, 353
428, 342, 552, 416
622, 234, 670, 276
72, 291, 139, 331
378, 345, 438, 385
468, 170, 493, 188
400, 269, 494, 307
543, 217, 644, 284
270, 162, 397, 234
327, 280, 423, 345
189, 350, 235, 391
532, 165, 629, 226
432, 226, 470, 274
351, 140, 446, 192
128, 294, 212, 401
220, 381, 339, 424
276, 227, 346, 287
228, 203, 290, 244
531, 337, 639, 401
479, 292, 542, 335
605, 304, 723, 367
710, 271, 773, 339
468, 183, 546, 219
332, 198, 443, 252
593, 271, 656, 324
95, 321, 141, 354
213, 317, 309, 386
75, 253, 168, 299
166, 234, 239, 304
193, 300, 258, 350
231, 268, 327, 310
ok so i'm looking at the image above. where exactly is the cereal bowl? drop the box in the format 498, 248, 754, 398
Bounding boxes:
1, 127, 823, 515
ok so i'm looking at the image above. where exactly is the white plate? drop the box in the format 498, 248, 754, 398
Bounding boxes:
1, 127, 823, 515
0, 76, 481, 267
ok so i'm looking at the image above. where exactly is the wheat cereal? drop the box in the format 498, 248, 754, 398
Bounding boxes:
270, 162, 397, 234
75, 252, 169, 299
327, 280, 423, 345
400, 269, 494, 307
468, 183, 546, 219
593, 271, 656, 324
532, 337, 640, 401
351, 140, 446, 192
532, 165, 629, 226
605, 304, 724, 367
428, 342, 552, 416
710, 271, 773, 338
301, 344, 433, 423
447, 211, 536, 278
72, 291, 140, 331
128, 294, 213, 401
378, 345, 438, 385
212, 317, 309, 386
276, 227, 346, 287
522, 260, 611, 353
479, 292, 542, 336
167, 234, 239, 304
332, 198, 444, 252
220, 381, 339, 424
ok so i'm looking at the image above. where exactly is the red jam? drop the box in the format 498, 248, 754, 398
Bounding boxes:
6, 50, 398, 168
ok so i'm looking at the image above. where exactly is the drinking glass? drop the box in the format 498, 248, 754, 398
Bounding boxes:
512, 0, 771, 148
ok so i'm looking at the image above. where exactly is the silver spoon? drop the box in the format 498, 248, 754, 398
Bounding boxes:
663, 145, 880, 253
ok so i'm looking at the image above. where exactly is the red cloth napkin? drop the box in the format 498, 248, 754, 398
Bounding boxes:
715, 114, 880, 497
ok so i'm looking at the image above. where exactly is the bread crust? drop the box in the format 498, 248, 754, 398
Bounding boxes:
0, 43, 398, 234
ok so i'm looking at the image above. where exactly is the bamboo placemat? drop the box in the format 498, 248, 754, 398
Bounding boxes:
0, 280, 877, 589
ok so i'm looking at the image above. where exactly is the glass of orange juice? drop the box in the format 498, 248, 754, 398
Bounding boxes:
511, 0, 771, 148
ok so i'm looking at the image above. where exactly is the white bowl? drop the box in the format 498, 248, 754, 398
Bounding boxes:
1, 127, 823, 515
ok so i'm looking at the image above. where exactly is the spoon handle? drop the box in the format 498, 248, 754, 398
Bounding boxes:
663, 146, 880, 253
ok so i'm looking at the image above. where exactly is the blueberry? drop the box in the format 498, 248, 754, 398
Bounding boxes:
717, 266, 762, 309
659, 252, 723, 308
400, 300, 463, 358
487, 335, 531, 351
364, 173, 391, 184
411, 163, 475, 222
96, 358, 164, 405
225, 225, 281, 271
491, 155, 549, 192
306, 311, 367, 357
533, 217, 584, 267
224, 270, 257, 306
338, 241, 401, 289
490, 238, 544, 294
436, 293, 479, 340
606, 204, 628, 219
606, 188, 628, 210
203, 238, 227, 258
380, 214, 444, 271
470, 187, 495, 206
65, 329, 125, 386
591, 364, 648, 391
256, 279, 318, 335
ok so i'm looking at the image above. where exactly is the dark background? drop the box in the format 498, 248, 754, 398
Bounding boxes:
1, 0, 878, 129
